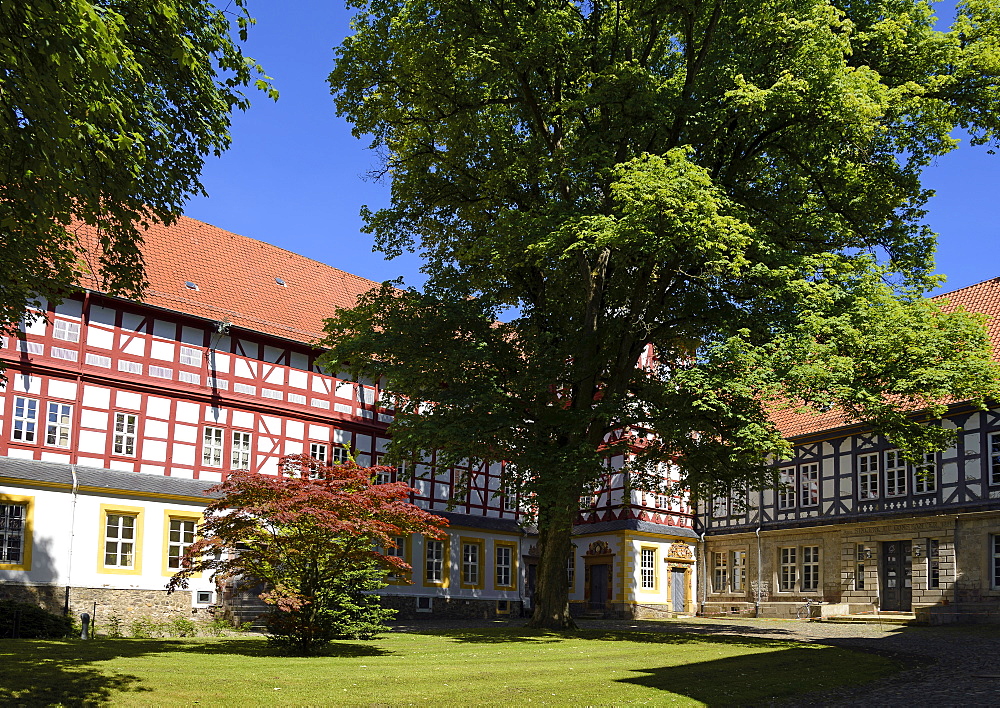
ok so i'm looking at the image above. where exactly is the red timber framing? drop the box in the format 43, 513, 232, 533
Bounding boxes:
0, 292, 521, 518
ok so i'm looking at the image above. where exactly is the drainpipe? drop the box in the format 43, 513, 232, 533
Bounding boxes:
63, 465, 79, 615
755, 525, 763, 618
697, 531, 706, 614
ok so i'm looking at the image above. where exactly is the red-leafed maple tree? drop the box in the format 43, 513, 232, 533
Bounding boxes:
167, 454, 447, 654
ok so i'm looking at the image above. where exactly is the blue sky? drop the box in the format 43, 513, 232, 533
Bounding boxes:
186, 1, 999, 296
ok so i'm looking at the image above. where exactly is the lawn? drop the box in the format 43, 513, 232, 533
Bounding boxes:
1, 627, 899, 706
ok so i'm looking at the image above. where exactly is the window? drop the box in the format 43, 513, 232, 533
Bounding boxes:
802, 546, 820, 591
11, 396, 38, 442
503, 484, 518, 512
991, 433, 1000, 486
640, 548, 656, 590
713, 551, 728, 593
777, 468, 796, 509
0, 502, 27, 566
858, 453, 879, 500
202, 427, 224, 467
50, 346, 78, 362
567, 550, 576, 587
732, 550, 747, 592
118, 360, 143, 375
779, 547, 797, 592
178, 371, 201, 385
104, 514, 137, 569
885, 450, 907, 497
495, 542, 515, 589
45, 402, 72, 448
856, 544, 866, 590
385, 536, 407, 581
231, 431, 251, 470
579, 494, 596, 509
85, 352, 111, 368
914, 452, 937, 494
425, 539, 446, 585
196, 591, 214, 604
149, 365, 173, 380
375, 467, 393, 485
461, 540, 482, 587
712, 495, 728, 518
113, 413, 137, 456
992, 535, 1000, 589
799, 463, 819, 507
52, 319, 80, 342
331, 445, 349, 464
928, 539, 940, 589
309, 442, 327, 463
179, 346, 202, 367
167, 518, 197, 569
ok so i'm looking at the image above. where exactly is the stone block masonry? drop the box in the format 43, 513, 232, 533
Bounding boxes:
0, 584, 208, 624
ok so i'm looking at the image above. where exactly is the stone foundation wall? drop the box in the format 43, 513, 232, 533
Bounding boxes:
0, 584, 211, 625
380, 594, 522, 620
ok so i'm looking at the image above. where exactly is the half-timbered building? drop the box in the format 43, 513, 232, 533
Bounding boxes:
699, 278, 1000, 623
0, 217, 699, 622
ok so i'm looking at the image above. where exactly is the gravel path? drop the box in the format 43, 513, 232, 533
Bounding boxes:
389, 616, 1000, 706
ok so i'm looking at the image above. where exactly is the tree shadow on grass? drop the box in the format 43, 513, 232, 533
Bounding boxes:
0, 637, 391, 705
412, 627, 795, 650
617, 645, 901, 707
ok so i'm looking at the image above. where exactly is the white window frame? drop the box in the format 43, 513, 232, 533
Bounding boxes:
885, 449, 907, 497
425, 539, 445, 584
640, 548, 656, 590
331, 445, 349, 464
179, 346, 203, 367
0, 503, 26, 564
858, 453, 879, 500
11, 396, 38, 443
462, 542, 480, 585
231, 431, 252, 470
802, 546, 820, 592
202, 426, 224, 468
913, 452, 937, 494
732, 550, 747, 592
112, 412, 138, 456
503, 483, 518, 512
45, 401, 72, 448
991, 432, 1000, 486
777, 468, 796, 509
711, 495, 728, 518
992, 535, 1000, 590
104, 514, 136, 568
495, 545, 512, 587
52, 319, 80, 343
712, 551, 728, 593
167, 518, 197, 569
309, 442, 327, 463
799, 463, 819, 507
779, 547, 797, 592
375, 467, 393, 485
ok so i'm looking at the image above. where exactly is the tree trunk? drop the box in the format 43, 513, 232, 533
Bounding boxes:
527, 497, 577, 630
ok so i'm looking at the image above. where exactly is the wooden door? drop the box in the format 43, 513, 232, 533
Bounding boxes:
880, 540, 912, 611
589, 564, 609, 609
671, 568, 687, 612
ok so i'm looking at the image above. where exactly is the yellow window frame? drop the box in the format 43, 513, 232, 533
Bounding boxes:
0, 493, 33, 572
459, 536, 485, 589
162, 510, 204, 578
423, 535, 450, 588
98, 503, 144, 575
493, 540, 518, 591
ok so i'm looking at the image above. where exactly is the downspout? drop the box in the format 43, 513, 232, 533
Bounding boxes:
64, 464, 79, 615
697, 531, 706, 615
755, 525, 763, 618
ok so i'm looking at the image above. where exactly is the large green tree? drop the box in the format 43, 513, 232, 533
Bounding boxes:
0, 1, 273, 329
325, 0, 1000, 628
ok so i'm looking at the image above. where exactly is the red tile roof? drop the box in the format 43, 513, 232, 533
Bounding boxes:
74, 216, 381, 345
769, 277, 1000, 439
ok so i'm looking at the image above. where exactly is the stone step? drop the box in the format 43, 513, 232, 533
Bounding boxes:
817, 613, 916, 625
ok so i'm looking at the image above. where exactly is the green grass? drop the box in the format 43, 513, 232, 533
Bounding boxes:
1, 628, 899, 706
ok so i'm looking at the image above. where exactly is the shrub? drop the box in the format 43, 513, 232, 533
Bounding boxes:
0, 601, 72, 639
129, 617, 163, 639
166, 617, 198, 637
105, 614, 124, 638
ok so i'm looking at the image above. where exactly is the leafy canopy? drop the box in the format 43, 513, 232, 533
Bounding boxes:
167, 455, 447, 654
0, 1, 274, 330
326, 0, 1000, 625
